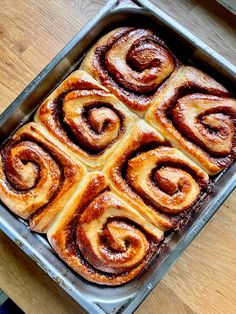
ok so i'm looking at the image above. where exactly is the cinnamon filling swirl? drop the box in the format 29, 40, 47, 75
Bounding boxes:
81, 27, 179, 113
0, 123, 86, 233
48, 173, 163, 285
35, 70, 137, 170
146, 66, 236, 174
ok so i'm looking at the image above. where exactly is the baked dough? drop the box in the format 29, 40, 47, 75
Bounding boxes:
48, 172, 164, 285
103, 120, 209, 231
35, 70, 138, 170
80, 27, 179, 116
146, 66, 236, 175
0, 123, 86, 233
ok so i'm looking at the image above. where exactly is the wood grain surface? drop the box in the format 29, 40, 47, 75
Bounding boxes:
0, 0, 235, 313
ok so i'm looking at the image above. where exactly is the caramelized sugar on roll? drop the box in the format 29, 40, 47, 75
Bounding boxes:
48, 172, 163, 285
104, 121, 209, 231
34, 70, 137, 170
146, 66, 236, 175
0, 123, 86, 233
80, 27, 178, 115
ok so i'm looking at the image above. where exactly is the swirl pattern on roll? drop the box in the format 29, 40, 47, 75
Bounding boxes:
80, 27, 179, 115
146, 66, 236, 175
0, 123, 86, 233
104, 121, 209, 230
48, 172, 163, 285
35, 70, 137, 170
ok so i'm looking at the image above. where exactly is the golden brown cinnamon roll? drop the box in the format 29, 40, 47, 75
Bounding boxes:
35, 70, 137, 170
80, 27, 178, 115
146, 66, 236, 175
48, 172, 163, 285
103, 121, 209, 231
0, 123, 86, 233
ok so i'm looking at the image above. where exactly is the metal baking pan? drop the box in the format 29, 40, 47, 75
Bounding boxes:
0, 0, 235, 313
217, 0, 236, 14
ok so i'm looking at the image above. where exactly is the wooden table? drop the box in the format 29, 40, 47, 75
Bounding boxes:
0, 0, 236, 313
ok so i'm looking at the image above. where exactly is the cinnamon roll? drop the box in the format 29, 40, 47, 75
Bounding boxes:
80, 27, 178, 115
146, 66, 236, 175
103, 121, 209, 231
48, 172, 163, 285
0, 123, 86, 233
34, 70, 137, 170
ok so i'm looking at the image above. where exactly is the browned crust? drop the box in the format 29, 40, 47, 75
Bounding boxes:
0, 122, 86, 233
104, 121, 209, 231
48, 172, 163, 285
146, 66, 236, 175
34, 70, 137, 170
80, 27, 180, 114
